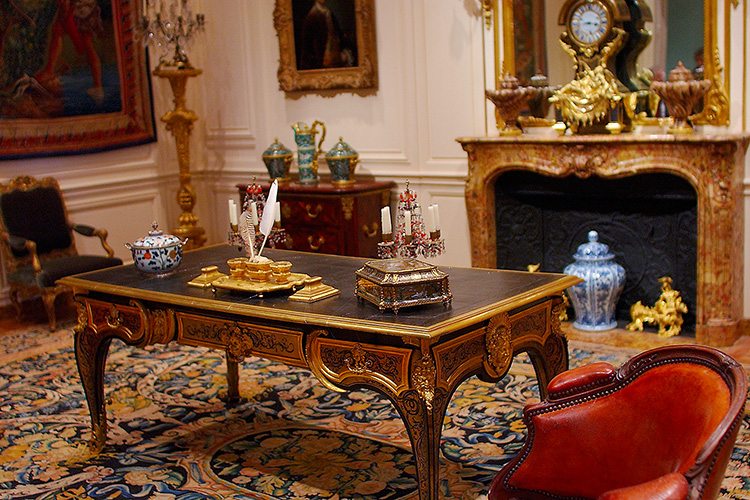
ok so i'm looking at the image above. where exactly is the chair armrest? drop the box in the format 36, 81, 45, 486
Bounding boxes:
1, 232, 42, 273
72, 224, 115, 258
547, 362, 615, 399
6, 234, 29, 253
598, 473, 689, 500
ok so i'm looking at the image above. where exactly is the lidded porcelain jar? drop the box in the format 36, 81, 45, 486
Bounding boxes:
262, 138, 293, 184
564, 230, 626, 331
325, 137, 359, 186
125, 221, 187, 274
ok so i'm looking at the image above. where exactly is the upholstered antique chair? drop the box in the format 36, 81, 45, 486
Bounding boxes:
488, 345, 747, 500
0, 176, 122, 330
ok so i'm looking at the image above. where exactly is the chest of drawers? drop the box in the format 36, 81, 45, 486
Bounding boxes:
238, 179, 394, 258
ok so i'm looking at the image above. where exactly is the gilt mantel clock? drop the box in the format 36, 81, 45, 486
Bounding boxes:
559, 0, 630, 87
552, 0, 652, 132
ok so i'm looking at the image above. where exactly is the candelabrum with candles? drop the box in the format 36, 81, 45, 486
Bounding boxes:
228, 180, 287, 256
378, 181, 445, 259
140, 0, 206, 249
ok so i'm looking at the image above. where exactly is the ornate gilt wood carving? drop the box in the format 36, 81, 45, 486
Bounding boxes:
341, 196, 354, 220
73, 297, 177, 453
484, 312, 512, 378
411, 350, 437, 411
176, 313, 303, 366
306, 329, 412, 395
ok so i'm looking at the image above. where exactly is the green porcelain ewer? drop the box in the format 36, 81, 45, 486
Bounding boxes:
291, 120, 326, 183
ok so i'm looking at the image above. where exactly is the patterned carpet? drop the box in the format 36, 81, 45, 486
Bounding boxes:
0, 323, 748, 500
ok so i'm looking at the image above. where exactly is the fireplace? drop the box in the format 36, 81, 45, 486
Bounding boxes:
458, 134, 749, 346
494, 171, 697, 331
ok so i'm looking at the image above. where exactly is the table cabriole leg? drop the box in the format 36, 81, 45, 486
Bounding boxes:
72, 298, 176, 453
225, 354, 240, 402
391, 387, 451, 500
74, 327, 111, 454
525, 331, 569, 399
513, 298, 569, 399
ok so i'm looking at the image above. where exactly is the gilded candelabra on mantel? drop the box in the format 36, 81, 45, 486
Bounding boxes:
140, 0, 207, 249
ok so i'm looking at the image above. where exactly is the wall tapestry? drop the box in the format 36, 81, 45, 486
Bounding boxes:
0, 0, 156, 159
273, 0, 378, 92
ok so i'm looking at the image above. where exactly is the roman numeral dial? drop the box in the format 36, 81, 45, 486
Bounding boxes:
569, 2, 610, 45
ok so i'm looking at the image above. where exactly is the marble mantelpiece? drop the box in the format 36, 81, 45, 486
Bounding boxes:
457, 133, 750, 347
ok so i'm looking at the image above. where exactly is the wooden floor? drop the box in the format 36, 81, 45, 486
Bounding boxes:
2, 295, 750, 366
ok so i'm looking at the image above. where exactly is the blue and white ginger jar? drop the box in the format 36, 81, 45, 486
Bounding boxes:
564, 230, 626, 331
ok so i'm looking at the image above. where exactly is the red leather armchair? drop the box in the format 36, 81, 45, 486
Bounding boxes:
488, 345, 747, 500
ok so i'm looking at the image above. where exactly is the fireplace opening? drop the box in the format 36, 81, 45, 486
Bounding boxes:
495, 171, 697, 333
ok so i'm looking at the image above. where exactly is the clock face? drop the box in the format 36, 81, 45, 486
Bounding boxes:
570, 2, 610, 45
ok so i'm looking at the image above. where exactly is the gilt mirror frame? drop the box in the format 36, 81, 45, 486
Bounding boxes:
493, 0, 730, 126
273, 0, 378, 93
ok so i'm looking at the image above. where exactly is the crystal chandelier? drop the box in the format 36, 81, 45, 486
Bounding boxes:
139, 0, 205, 68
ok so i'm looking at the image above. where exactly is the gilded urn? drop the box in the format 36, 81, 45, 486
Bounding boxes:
262, 138, 293, 184
564, 230, 626, 331
325, 137, 359, 186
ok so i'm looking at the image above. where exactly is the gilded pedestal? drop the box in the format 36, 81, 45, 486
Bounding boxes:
153, 66, 207, 249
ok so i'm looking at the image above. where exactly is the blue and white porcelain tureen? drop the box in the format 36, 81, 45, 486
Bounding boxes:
126, 221, 187, 274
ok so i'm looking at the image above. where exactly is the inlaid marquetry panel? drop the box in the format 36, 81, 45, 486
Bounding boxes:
86, 299, 144, 336
176, 313, 306, 367
433, 328, 486, 390
309, 334, 412, 395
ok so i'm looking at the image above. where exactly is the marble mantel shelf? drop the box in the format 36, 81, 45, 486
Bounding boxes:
457, 133, 750, 347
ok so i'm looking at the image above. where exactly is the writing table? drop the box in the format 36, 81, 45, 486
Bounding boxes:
59, 245, 580, 500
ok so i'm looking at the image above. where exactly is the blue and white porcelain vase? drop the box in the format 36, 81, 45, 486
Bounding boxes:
564, 230, 626, 331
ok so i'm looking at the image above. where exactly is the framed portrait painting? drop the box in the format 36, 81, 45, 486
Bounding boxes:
273, 0, 378, 92
0, 0, 156, 159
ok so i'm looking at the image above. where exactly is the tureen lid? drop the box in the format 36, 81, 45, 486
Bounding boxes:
132, 221, 183, 249
262, 138, 292, 158
572, 231, 615, 261
326, 137, 358, 159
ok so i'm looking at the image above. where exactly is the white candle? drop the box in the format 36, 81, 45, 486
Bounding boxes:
432, 204, 440, 231
427, 206, 436, 233
228, 199, 237, 225
250, 201, 259, 225
381, 206, 392, 234
275, 201, 281, 222
404, 210, 411, 236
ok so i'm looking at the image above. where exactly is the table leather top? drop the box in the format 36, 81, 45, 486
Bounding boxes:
60, 245, 579, 338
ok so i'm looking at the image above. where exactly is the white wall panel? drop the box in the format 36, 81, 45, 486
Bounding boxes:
423, 0, 486, 163
203, 0, 255, 154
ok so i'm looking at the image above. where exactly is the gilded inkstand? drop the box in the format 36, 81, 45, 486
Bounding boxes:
190, 179, 338, 302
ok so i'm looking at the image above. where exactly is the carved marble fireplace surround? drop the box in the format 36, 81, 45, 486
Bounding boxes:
458, 134, 750, 347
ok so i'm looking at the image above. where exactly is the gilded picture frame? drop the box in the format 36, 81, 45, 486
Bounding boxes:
273, 0, 378, 92
0, 0, 156, 159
